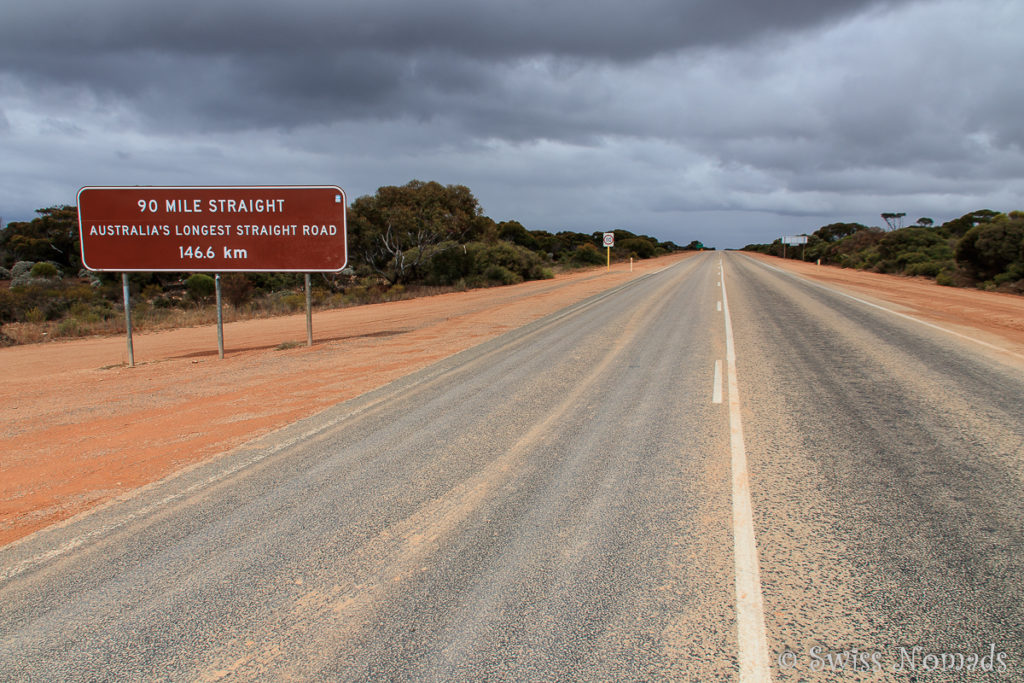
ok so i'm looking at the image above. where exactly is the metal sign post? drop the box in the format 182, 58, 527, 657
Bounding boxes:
215, 274, 224, 359
305, 273, 313, 347
122, 273, 135, 368
782, 235, 808, 260
603, 232, 615, 270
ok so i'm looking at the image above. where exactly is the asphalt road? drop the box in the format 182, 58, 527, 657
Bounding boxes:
1, 252, 1022, 681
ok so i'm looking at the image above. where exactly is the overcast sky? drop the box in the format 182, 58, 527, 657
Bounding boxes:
2, 0, 1022, 248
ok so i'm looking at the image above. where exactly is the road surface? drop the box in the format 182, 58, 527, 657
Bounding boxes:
1, 252, 1022, 681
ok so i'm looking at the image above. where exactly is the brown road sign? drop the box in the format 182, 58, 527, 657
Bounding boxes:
77, 186, 347, 272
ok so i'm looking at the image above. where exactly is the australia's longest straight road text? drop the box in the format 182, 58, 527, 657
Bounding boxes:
1, 252, 1022, 681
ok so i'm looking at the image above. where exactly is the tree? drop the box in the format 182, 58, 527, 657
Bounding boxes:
813, 222, 869, 243
497, 221, 540, 251
881, 213, 906, 231
0, 206, 80, 271
823, 227, 885, 266
916, 217, 934, 227
348, 180, 486, 284
939, 209, 997, 238
955, 213, 1024, 281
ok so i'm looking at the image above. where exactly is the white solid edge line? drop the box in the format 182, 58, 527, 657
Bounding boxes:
721, 256, 773, 682
750, 257, 1024, 362
712, 360, 723, 404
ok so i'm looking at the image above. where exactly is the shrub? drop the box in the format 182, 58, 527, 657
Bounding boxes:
483, 264, 522, 285
10, 261, 33, 280
955, 213, 1024, 281
470, 242, 550, 281
904, 260, 953, 278
11, 261, 40, 287
426, 241, 552, 286
824, 228, 885, 266
141, 284, 164, 300
281, 293, 306, 311
426, 242, 474, 286
566, 243, 606, 266
30, 262, 60, 278
618, 237, 656, 259
185, 274, 216, 303
221, 273, 254, 308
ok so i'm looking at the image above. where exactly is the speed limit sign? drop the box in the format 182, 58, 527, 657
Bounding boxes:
602, 232, 615, 247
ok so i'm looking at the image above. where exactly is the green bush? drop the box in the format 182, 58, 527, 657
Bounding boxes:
281, 292, 306, 311
904, 260, 953, 278
30, 262, 59, 278
483, 264, 522, 286
955, 213, 1024, 281
426, 242, 474, 285
566, 243, 606, 266
618, 237, 656, 259
470, 242, 550, 281
426, 241, 552, 286
185, 274, 216, 302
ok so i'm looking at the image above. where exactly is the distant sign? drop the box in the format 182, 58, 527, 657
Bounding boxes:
77, 186, 347, 272
782, 235, 808, 245
603, 232, 615, 247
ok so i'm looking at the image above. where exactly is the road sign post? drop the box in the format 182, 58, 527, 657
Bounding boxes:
122, 273, 134, 368
782, 235, 808, 260
603, 232, 615, 270
78, 186, 347, 361
305, 273, 313, 347
215, 274, 224, 360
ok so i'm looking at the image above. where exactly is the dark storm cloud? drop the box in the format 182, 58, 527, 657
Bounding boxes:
0, 0, 915, 132
2, 0, 1022, 248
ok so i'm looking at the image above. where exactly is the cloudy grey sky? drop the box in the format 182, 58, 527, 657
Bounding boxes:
2, 0, 1021, 247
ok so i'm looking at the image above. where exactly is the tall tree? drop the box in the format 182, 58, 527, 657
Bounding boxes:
955, 212, 1024, 281
0, 206, 80, 270
348, 180, 485, 284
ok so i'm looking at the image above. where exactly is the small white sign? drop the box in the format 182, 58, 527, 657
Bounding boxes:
782, 235, 808, 245
603, 232, 615, 247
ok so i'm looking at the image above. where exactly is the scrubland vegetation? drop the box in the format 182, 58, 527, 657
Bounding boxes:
0, 181, 688, 345
743, 210, 1024, 292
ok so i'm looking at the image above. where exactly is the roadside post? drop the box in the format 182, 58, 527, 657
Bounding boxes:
305, 273, 313, 347
782, 235, 808, 260
77, 185, 347, 363
603, 232, 615, 270
122, 273, 135, 367
215, 274, 224, 359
